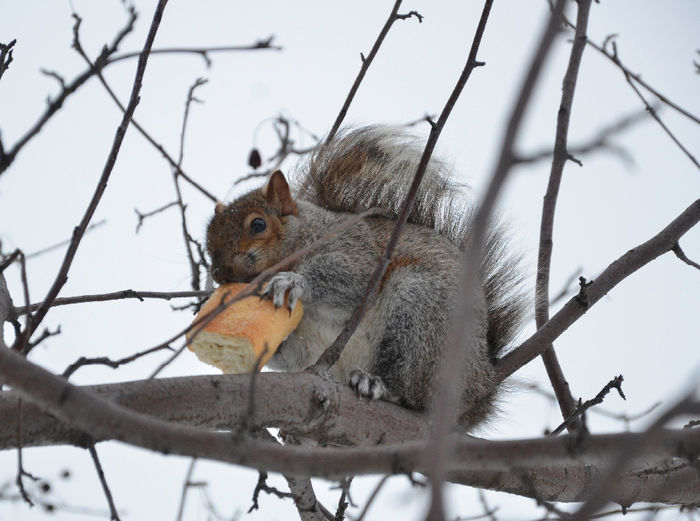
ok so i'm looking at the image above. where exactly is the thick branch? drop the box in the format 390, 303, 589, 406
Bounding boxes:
0, 354, 698, 505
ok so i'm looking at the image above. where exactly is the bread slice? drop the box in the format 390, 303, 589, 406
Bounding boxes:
186, 282, 303, 374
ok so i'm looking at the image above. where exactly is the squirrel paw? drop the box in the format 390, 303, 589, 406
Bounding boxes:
263, 272, 306, 310
349, 369, 390, 401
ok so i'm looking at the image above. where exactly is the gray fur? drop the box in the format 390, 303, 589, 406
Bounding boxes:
208, 126, 527, 428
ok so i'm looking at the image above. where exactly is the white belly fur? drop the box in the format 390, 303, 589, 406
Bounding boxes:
282, 303, 383, 382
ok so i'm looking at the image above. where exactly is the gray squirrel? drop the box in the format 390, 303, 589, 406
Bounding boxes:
206, 126, 526, 427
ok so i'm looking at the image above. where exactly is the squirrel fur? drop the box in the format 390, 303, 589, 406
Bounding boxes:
206, 126, 526, 427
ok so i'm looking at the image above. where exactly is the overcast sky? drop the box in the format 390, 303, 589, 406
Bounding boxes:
1, 1, 699, 520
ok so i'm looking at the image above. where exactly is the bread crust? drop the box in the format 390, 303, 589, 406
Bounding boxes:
187, 283, 303, 373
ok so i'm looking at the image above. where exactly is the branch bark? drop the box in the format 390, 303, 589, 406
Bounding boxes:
0, 360, 698, 505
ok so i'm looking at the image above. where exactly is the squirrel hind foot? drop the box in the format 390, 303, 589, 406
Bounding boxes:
348, 369, 401, 404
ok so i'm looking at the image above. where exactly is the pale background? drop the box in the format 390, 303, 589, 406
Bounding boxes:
1, 1, 699, 520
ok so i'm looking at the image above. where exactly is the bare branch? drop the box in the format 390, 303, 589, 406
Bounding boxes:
174, 458, 197, 521
535, 0, 594, 433
71, 14, 217, 203
0, 353, 699, 506
326, 0, 422, 142
87, 443, 121, 521
62, 343, 176, 380
0, 10, 137, 177
549, 375, 625, 436
15, 0, 170, 354
673, 242, 700, 270
495, 198, 700, 382
15, 289, 209, 316
106, 37, 282, 68
135, 202, 178, 232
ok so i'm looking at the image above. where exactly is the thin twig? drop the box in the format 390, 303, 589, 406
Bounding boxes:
173, 77, 210, 290
355, 475, 389, 521
135, 202, 178, 232
0, 10, 137, 177
549, 375, 625, 436
535, 0, 593, 433
88, 443, 121, 521
326, 0, 422, 143
15, 0, 170, 354
24, 220, 106, 260
107, 38, 281, 68
15, 289, 209, 315
15, 401, 39, 506
62, 343, 176, 379
174, 458, 197, 521
672, 242, 700, 270
71, 13, 217, 203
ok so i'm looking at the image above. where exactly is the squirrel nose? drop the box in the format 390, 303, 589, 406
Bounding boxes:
211, 263, 251, 284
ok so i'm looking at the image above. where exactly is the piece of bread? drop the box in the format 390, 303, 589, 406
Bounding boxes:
186, 282, 303, 374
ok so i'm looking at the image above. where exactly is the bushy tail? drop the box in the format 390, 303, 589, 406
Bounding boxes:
294, 125, 527, 360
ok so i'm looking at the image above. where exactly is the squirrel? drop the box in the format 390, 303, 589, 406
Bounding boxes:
206, 125, 526, 427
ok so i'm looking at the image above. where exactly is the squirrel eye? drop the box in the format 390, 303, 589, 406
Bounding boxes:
250, 217, 267, 234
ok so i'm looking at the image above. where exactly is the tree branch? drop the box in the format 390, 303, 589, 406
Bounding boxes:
326, 0, 422, 142
535, 0, 593, 432
0, 355, 698, 505
16, 0, 170, 353
426, 1, 567, 518
496, 198, 700, 382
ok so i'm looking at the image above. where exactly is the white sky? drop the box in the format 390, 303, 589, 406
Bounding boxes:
1, 1, 699, 520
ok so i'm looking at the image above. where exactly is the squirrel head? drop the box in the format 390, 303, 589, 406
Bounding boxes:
206, 170, 299, 284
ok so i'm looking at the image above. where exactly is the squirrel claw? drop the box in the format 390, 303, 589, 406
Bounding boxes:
349, 369, 388, 401
264, 272, 306, 311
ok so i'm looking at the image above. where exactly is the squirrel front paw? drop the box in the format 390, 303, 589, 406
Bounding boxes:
349, 369, 390, 401
263, 272, 306, 310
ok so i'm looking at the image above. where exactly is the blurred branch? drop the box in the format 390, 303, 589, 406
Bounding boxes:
24, 219, 106, 260
426, 0, 567, 517
569, 23, 700, 169
519, 107, 652, 166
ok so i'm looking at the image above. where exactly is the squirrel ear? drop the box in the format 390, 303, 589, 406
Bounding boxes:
264, 170, 298, 216
214, 202, 226, 215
